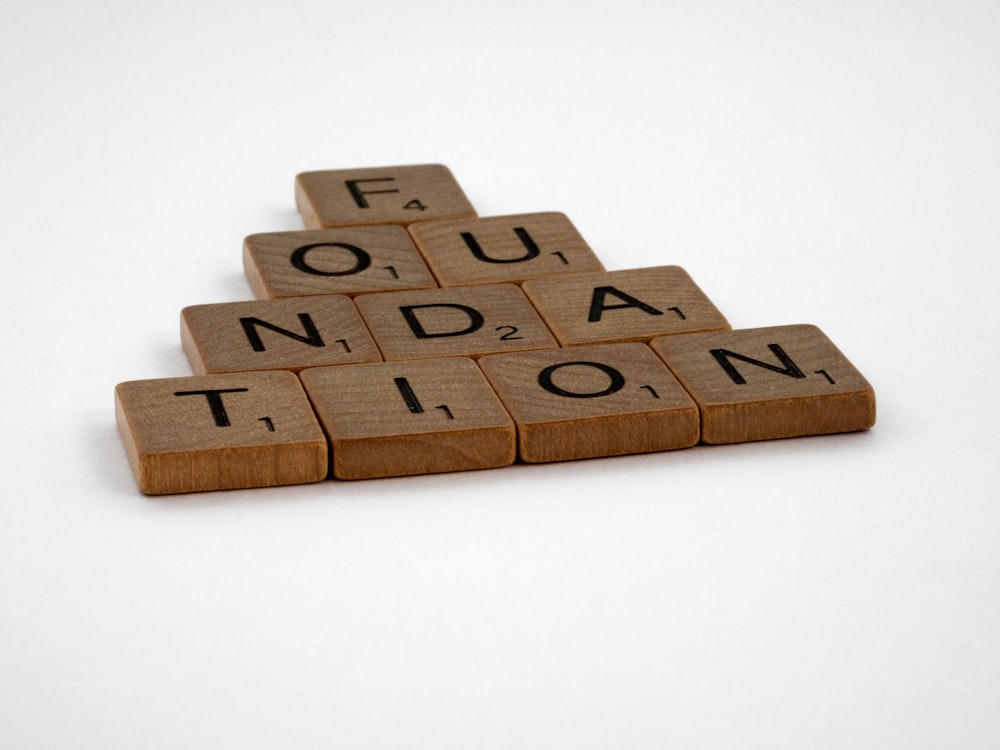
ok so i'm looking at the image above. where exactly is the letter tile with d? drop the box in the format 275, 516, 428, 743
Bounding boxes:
354, 283, 558, 361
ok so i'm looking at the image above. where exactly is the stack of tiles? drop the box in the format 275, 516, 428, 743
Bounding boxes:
115, 164, 876, 495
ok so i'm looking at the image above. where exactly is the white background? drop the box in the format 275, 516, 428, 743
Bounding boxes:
2, 1, 999, 748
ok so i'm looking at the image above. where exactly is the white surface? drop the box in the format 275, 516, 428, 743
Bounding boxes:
2, 1, 999, 748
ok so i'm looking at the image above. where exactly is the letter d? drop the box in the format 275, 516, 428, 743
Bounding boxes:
400, 303, 485, 339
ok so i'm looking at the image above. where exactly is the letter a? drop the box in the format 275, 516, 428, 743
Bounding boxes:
588, 286, 664, 322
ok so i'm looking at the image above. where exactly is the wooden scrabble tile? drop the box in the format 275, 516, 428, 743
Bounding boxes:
650, 324, 876, 444
115, 371, 328, 495
522, 266, 730, 346
478, 343, 700, 463
295, 164, 477, 228
243, 226, 438, 299
181, 295, 381, 374
407, 212, 605, 287
354, 283, 558, 361
299, 358, 516, 479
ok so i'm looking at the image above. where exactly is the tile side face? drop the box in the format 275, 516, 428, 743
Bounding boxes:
650, 325, 876, 444
295, 164, 476, 228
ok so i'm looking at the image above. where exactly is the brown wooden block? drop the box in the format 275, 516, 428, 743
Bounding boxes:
522, 266, 730, 347
354, 283, 558, 361
181, 295, 381, 374
407, 212, 605, 287
243, 226, 438, 299
299, 358, 516, 479
295, 164, 476, 229
650, 324, 876, 444
478, 343, 700, 463
115, 371, 328, 495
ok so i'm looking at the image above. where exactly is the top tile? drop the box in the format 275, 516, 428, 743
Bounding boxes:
295, 164, 477, 229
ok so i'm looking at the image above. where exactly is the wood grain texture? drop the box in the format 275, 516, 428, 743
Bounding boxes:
115, 371, 328, 495
650, 324, 876, 444
243, 226, 437, 299
407, 211, 605, 286
295, 164, 477, 228
522, 266, 730, 346
354, 283, 558, 361
478, 343, 700, 463
299, 358, 516, 479
180, 295, 381, 374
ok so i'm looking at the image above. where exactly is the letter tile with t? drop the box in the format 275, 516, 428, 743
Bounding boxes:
115, 371, 329, 495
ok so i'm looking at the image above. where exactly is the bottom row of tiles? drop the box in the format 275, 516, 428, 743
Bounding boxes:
115, 324, 876, 495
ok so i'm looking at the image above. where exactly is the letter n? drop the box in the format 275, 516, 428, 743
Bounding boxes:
239, 313, 325, 352
710, 344, 806, 385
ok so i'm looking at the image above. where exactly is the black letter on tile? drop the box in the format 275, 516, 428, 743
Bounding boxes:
291, 243, 372, 276
400, 304, 485, 339
461, 227, 541, 264
588, 286, 664, 322
710, 344, 807, 385
174, 388, 250, 427
240, 313, 325, 352
537, 361, 626, 398
394, 377, 424, 414
346, 178, 399, 208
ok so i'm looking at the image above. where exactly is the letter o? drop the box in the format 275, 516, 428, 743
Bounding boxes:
290, 243, 372, 276
537, 361, 626, 398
